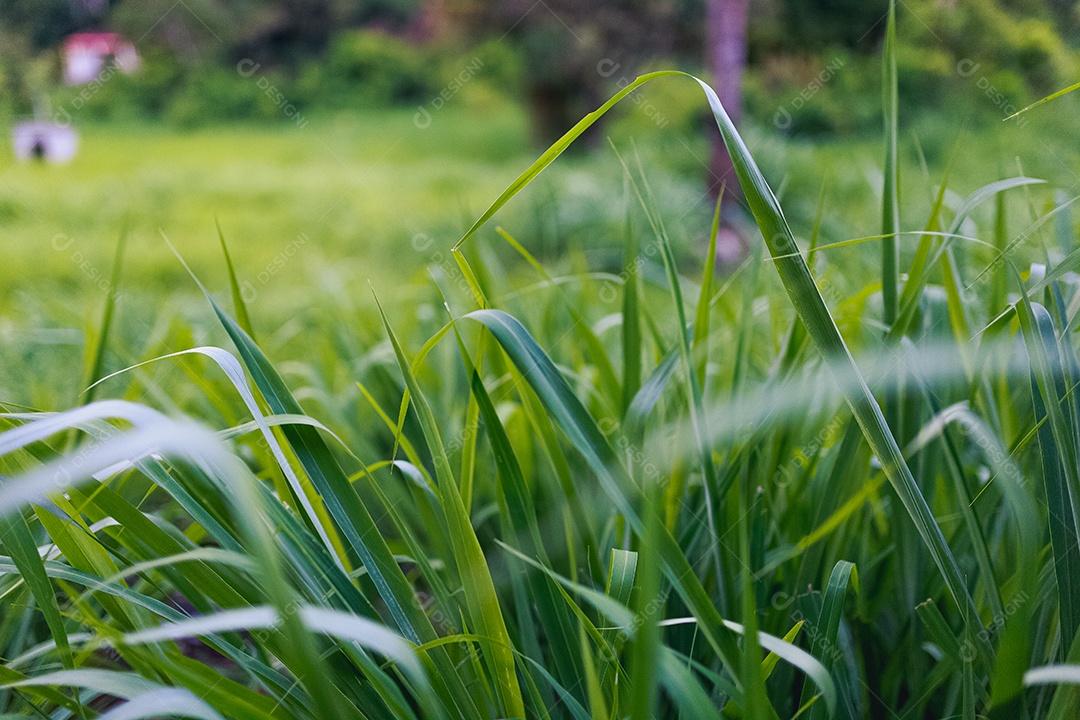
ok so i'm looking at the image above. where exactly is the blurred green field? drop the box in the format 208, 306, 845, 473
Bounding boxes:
3, 87, 1080, 411
4, 92, 1079, 314
0, 106, 532, 311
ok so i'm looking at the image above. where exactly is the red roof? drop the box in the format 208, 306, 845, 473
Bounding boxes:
64, 33, 127, 53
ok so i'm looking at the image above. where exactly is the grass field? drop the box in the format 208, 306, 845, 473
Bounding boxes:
3, 95, 1079, 412
4, 40, 1080, 717
3, 88, 1078, 311
0, 105, 531, 309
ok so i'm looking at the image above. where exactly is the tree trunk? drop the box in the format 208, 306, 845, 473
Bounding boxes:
414, 0, 450, 41
706, 0, 749, 200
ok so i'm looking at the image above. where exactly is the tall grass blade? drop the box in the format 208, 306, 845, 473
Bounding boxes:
80, 229, 126, 408
629, 487, 662, 720
0, 511, 72, 668
695, 75, 981, 630
804, 560, 857, 720
881, 0, 900, 329
377, 301, 525, 718
693, 190, 724, 386
216, 219, 256, 341
1005, 80, 1080, 120
1021, 297, 1080, 648
465, 360, 585, 701
622, 197, 643, 413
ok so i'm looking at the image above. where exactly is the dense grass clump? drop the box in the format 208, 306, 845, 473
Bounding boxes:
4, 7, 1080, 719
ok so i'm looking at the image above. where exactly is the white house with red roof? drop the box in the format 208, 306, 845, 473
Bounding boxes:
62, 32, 139, 85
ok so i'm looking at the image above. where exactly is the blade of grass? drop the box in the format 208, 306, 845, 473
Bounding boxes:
629, 486, 662, 720
804, 561, 857, 720
1022, 303, 1080, 648
79, 229, 127, 409
216, 219, 256, 341
622, 189, 643, 414
600, 548, 637, 688
0, 510, 72, 668
892, 177, 1046, 342
697, 75, 982, 636
465, 359, 586, 702
1005, 80, 1080, 121
881, 0, 900, 330
376, 299, 525, 719
738, 476, 773, 719
693, 190, 724, 387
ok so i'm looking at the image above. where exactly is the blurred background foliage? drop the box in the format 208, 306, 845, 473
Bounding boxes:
1, 0, 1076, 140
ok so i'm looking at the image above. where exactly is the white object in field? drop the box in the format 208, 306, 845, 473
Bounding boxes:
11, 122, 79, 163
62, 33, 139, 85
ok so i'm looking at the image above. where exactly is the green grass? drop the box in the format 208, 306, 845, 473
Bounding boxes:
5, 36, 1080, 718
0, 106, 530, 315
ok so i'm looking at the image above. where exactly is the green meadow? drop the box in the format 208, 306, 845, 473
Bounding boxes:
4, 19, 1080, 716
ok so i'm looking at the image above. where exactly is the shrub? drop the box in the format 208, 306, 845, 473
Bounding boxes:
300, 30, 436, 108
165, 65, 288, 127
